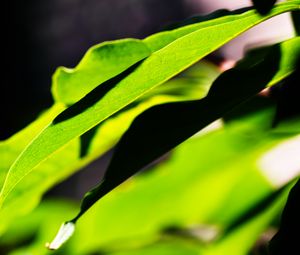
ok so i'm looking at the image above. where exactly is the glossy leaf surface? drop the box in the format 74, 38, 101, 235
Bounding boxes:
1, 2, 298, 208
74, 37, 300, 221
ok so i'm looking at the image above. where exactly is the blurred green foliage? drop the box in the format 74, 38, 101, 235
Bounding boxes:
1, 1, 300, 254
1, 94, 298, 254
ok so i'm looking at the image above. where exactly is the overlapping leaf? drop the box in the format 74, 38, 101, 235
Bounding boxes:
52, 8, 244, 105
1, 1, 299, 208
0, 62, 218, 235
3, 95, 299, 255
72, 37, 300, 222
269, 180, 300, 255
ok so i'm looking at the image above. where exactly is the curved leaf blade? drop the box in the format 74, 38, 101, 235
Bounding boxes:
1, 2, 299, 208
53, 1, 300, 106
52, 39, 151, 105
4, 96, 299, 254
52, 8, 250, 105
0, 62, 218, 234
73, 37, 300, 221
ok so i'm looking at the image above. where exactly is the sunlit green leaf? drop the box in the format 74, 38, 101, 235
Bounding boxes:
3, 96, 299, 255
52, 8, 242, 106
73, 37, 300, 222
1, 2, 298, 209
0, 62, 218, 235
52, 39, 151, 105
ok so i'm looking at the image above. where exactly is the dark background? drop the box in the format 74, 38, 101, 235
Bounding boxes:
2, 0, 292, 140
2, 0, 200, 140
2, 0, 293, 198
2, 0, 206, 199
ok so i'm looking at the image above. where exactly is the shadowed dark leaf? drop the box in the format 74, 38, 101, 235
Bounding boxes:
271, 59, 300, 128
223, 186, 286, 236
3, 4, 298, 206
269, 179, 300, 255
72, 40, 296, 221
292, 10, 300, 35
252, 0, 277, 15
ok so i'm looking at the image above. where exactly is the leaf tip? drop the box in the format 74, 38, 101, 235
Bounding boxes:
46, 222, 75, 250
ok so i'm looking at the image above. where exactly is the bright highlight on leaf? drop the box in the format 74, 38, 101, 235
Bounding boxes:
1, 94, 298, 255
1, 1, 299, 210
0, 61, 218, 235
0, 1, 299, 253
71, 37, 300, 222
259, 135, 300, 188
46, 222, 75, 250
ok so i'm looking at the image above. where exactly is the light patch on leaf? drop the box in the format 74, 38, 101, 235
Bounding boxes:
193, 119, 224, 138
46, 222, 75, 250
258, 135, 300, 187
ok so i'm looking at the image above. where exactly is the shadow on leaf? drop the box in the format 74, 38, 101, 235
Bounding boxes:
53, 60, 145, 124
71, 44, 282, 221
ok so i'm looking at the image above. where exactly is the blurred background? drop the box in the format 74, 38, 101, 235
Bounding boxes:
1, 1, 298, 254
2, 0, 295, 198
2, 0, 294, 140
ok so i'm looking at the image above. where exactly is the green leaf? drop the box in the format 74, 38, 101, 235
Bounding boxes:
101, 241, 203, 255
73, 37, 300, 222
4, 96, 299, 254
0, 200, 76, 249
52, 9, 238, 105
0, 104, 65, 189
1, 2, 298, 208
204, 187, 290, 255
52, 39, 151, 105
0, 62, 218, 235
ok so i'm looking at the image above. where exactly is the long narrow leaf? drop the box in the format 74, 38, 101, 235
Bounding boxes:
12, 97, 300, 254
0, 62, 218, 235
1, 2, 299, 208
73, 37, 300, 221
53, 9, 243, 105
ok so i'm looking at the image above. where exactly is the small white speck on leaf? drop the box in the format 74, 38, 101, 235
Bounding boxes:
46, 222, 75, 250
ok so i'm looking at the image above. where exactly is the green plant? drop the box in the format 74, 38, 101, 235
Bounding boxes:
1, 1, 299, 254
